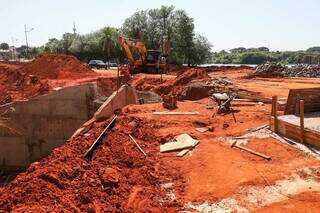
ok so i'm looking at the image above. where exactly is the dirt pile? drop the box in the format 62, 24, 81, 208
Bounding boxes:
0, 54, 95, 104
166, 64, 188, 74
204, 65, 254, 72
130, 76, 168, 91
252, 63, 320, 78
0, 69, 49, 105
17, 53, 93, 79
154, 68, 210, 99
0, 63, 20, 73
0, 114, 183, 212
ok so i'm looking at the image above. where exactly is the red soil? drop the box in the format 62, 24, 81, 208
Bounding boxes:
17, 53, 93, 79
154, 68, 209, 97
0, 54, 96, 105
0, 115, 184, 212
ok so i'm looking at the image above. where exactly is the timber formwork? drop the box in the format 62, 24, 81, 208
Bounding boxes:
270, 88, 320, 149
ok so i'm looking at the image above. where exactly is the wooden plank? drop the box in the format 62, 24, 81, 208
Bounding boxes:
195, 127, 209, 133
84, 116, 117, 159
300, 100, 305, 143
276, 118, 320, 149
285, 88, 320, 115
272, 96, 278, 133
129, 134, 147, 156
153, 111, 199, 116
177, 149, 190, 157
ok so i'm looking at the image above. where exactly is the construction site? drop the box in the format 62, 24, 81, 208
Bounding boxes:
0, 50, 320, 212
1, 1, 320, 212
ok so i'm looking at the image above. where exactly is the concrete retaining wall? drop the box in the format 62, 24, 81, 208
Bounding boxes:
0, 83, 97, 169
94, 85, 138, 120
72, 85, 139, 138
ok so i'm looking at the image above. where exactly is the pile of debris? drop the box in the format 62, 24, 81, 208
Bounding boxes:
0, 115, 183, 212
252, 63, 320, 78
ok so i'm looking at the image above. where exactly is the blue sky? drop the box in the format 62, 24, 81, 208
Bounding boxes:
0, 0, 319, 51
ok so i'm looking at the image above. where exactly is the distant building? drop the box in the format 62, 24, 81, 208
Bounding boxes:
0, 47, 18, 61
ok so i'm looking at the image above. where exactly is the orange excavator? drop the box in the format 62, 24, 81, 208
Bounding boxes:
118, 36, 170, 74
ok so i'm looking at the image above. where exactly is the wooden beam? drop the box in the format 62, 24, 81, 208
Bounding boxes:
300, 100, 305, 143
272, 96, 278, 133
129, 134, 147, 156
84, 115, 117, 159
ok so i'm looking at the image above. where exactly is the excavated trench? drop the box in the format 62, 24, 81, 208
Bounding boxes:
0, 82, 162, 185
0, 83, 98, 171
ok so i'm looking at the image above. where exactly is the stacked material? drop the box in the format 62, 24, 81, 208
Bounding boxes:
252, 63, 320, 78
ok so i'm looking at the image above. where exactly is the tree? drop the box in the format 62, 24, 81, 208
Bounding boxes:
190, 35, 212, 65
121, 11, 149, 41
307, 46, 320, 53
171, 9, 195, 66
230, 47, 246, 53
121, 6, 211, 65
258, 47, 269, 52
0, 43, 9, 50
44, 38, 62, 53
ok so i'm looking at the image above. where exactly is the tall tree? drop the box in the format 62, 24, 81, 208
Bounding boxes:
172, 10, 195, 66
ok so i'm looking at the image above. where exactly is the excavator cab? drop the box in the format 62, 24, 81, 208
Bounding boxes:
146, 50, 161, 64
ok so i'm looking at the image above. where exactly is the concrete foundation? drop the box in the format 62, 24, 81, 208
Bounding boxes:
0, 83, 97, 169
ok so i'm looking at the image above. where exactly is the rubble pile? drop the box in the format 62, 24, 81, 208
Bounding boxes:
252, 63, 320, 78
0, 115, 183, 212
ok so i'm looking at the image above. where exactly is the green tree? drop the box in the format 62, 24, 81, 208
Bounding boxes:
122, 11, 149, 41
190, 35, 212, 65
306, 46, 320, 53
171, 9, 195, 66
44, 38, 62, 53
0, 43, 9, 50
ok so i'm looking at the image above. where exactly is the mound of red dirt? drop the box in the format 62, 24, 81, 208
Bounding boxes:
0, 54, 95, 104
0, 114, 183, 212
0, 63, 21, 73
130, 75, 168, 91
154, 68, 210, 98
17, 53, 93, 79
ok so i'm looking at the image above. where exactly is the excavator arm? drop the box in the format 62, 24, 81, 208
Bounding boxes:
118, 36, 147, 65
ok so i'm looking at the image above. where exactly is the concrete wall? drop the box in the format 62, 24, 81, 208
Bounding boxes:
72, 85, 139, 138
94, 85, 138, 120
0, 83, 97, 169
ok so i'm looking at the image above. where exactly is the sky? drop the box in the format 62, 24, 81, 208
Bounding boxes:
0, 0, 319, 51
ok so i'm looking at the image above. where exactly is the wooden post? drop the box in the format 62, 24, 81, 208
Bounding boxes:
300, 100, 305, 143
117, 65, 120, 93
272, 96, 278, 133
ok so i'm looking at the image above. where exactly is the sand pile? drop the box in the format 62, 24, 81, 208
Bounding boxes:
0, 114, 183, 212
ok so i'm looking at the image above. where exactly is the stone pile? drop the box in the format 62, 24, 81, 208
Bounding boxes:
253, 63, 320, 78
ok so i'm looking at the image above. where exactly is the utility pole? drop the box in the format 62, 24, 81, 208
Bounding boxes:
11, 37, 18, 61
73, 22, 77, 35
24, 24, 34, 59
